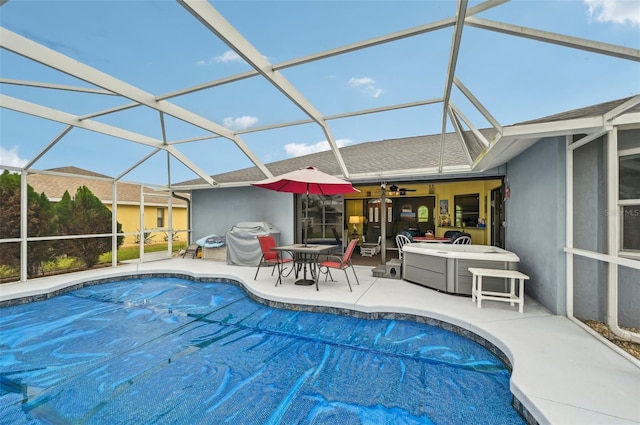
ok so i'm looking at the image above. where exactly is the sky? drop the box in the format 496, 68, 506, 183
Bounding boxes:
1, 0, 639, 186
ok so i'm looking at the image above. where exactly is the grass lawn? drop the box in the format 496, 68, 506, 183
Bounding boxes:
100, 243, 185, 262
1, 243, 186, 281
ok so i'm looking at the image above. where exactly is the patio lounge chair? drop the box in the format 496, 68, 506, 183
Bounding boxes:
360, 235, 382, 257
318, 238, 360, 291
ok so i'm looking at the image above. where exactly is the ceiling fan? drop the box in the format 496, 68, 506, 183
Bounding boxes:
366, 182, 419, 197
388, 184, 416, 196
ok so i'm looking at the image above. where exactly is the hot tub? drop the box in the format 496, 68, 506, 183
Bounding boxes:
402, 243, 520, 295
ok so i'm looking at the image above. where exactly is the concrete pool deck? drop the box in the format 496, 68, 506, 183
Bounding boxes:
1, 257, 639, 425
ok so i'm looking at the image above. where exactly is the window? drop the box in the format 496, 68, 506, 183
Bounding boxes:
300, 194, 343, 241
619, 153, 640, 200
417, 205, 429, 222
157, 208, 165, 228
619, 153, 640, 252
454, 194, 479, 227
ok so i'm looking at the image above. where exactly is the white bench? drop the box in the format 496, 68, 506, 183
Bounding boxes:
469, 267, 530, 313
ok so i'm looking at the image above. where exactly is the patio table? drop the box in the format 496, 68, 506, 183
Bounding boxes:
413, 236, 451, 243
272, 244, 335, 286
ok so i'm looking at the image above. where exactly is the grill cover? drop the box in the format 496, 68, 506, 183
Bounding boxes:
225, 222, 281, 266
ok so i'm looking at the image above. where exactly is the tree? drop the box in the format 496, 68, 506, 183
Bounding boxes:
57, 185, 123, 268
53, 190, 74, 256
27, 192, 58, 276
0, 170, 57, 276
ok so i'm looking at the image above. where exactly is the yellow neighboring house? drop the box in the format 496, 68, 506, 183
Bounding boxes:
28, 166, 189, 246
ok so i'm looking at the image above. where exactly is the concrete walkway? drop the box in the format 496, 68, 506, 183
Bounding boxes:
1, 257, 639, 425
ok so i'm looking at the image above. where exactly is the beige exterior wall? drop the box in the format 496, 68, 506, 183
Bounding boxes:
106, 205, 188, 246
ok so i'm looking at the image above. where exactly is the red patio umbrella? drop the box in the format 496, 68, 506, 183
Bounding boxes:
251, 166, 359, 245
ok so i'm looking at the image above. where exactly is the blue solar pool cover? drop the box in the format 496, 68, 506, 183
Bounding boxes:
0, 277, 525, 424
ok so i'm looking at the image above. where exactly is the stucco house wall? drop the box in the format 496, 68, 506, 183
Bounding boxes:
506, 136, 567, 316
507, 132, 639, 328
191, 186, 295, 246
571, 137, 608, 323
569, 130, 639, 328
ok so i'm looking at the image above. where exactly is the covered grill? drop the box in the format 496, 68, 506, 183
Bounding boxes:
225, 222, 281, 266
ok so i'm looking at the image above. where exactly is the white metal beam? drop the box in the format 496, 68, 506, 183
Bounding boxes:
568, 129, 610, 151
234, 98, 445, 136
78, 14, 455, 122
160, 15, 457, 102
474, 115, 610, 171
465, 17, 640, 62
0, 26, 271, 180
0, 94, 216, 185
453, 76, 503, 133
0, 78, 116, 95
449, 102, 490, 147
115, 149, 161, 182
603, 95, 640, 122
24, 126, 74, 170
442, 0, 469, 109
439, 0, 468, 172
156, 0, 505, 103
169, 97, 445, 145
448, 105, 474, 166
501, 117, 606, 139
1, 94, 165, 149
70, 0, 506, 158
178, 0, 350, 178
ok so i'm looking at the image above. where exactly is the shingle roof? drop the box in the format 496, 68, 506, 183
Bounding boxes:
26, 95, 639, 191
514, 95, 639, 126
28, 166, 188, 206
173, 95, 640, 188
179, 129, 499, 186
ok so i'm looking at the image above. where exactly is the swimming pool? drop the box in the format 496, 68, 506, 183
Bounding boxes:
0, 277, 525, 424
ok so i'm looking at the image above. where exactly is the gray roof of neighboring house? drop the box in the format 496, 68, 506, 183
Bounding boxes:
28, 166, 188, 206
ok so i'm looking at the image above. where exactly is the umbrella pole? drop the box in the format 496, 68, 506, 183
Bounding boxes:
380, 184, 387, 264
304, 188, 309, 246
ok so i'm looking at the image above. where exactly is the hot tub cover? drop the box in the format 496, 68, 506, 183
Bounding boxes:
225, 222, 281, 266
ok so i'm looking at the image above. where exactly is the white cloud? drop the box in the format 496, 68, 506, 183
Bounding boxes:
368, 88, 383, 99
0, 145, 29, 168
284, 138, 353, 157
215, 50, 244, 63
348, 77, 375, 87
222, 115, 258, 130
196, 50, 244, 66
348, 76, 383, 98
584, 0, 640, 26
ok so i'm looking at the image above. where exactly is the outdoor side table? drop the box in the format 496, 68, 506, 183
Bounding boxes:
469, 267, 530, 313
